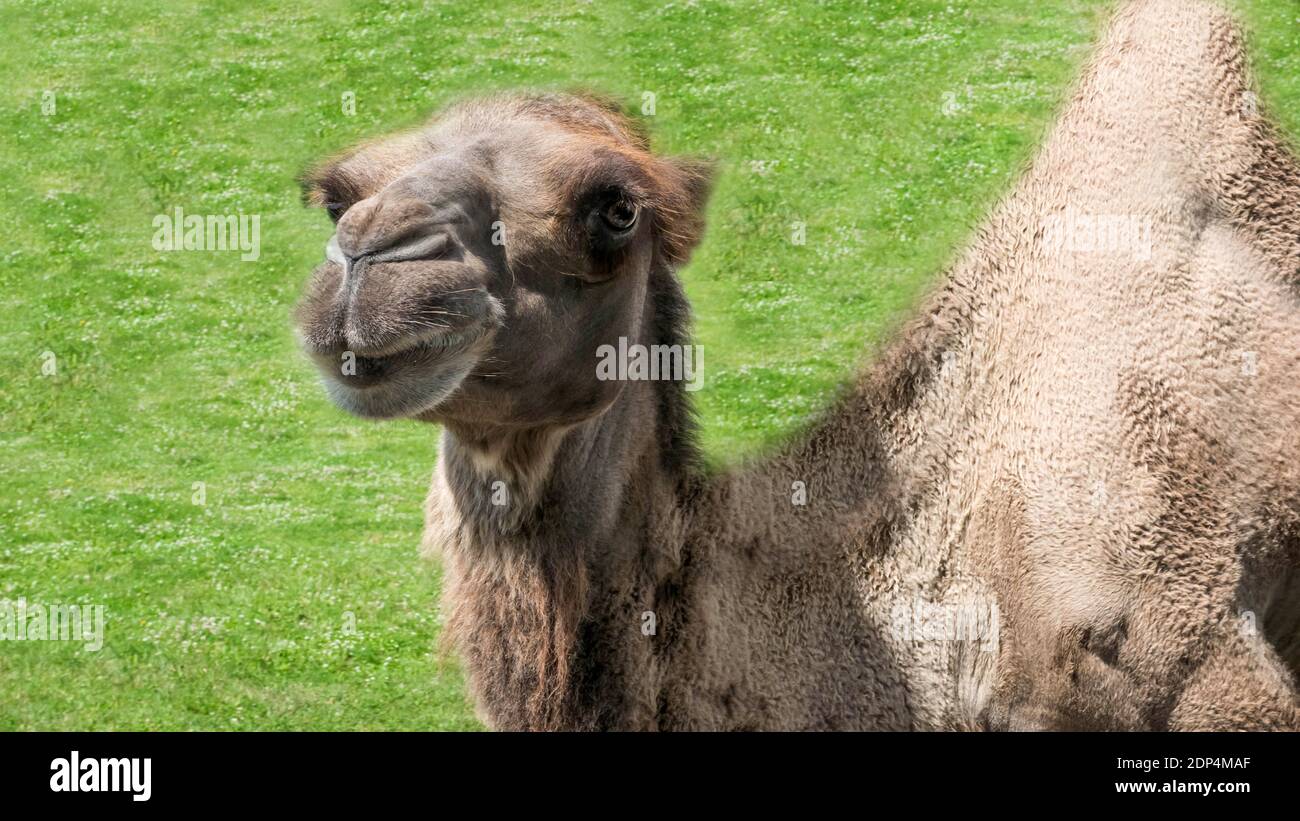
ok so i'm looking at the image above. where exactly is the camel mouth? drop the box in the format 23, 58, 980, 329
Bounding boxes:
311, 325, 492, 419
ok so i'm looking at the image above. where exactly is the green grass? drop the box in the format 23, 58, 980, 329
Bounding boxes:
1, 0, 1296, 730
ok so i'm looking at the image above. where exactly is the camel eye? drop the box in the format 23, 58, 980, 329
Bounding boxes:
326, 202, 348, 223
583, 190, 640, 259
598, 197, 638, 233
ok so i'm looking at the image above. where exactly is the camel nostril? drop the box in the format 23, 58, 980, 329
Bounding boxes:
366, 230, 453, 265
334, 193, 452, 263
329, 229, 453, 281
339, 254, 371, 303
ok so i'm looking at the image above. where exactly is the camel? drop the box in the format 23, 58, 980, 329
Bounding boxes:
295, 0, 1300, 730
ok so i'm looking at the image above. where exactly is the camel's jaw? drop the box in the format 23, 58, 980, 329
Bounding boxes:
308, 325, 494, 420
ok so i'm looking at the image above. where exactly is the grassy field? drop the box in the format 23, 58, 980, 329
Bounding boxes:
1, 0, 1296, 730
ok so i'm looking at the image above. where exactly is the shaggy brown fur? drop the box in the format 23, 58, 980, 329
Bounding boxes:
297, 0, 1300, 729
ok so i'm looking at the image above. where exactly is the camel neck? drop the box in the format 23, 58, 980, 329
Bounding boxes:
431, 259, 947, 729
433, 361, 925, 728
429, 284, 954, 730
432, 344, 702, 728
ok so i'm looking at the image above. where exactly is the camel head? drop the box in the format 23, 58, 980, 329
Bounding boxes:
295, 92, 712, 428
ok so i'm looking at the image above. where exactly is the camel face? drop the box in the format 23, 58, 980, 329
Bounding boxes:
296, 93, 710, 425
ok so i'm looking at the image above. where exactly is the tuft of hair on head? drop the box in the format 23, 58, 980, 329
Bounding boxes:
513, 89, 717, 267
517, 89, 653, 151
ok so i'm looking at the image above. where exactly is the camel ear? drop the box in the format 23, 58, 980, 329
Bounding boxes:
297, 155, 365, 221
297, 160, 334, 207
657, 156, 716, 267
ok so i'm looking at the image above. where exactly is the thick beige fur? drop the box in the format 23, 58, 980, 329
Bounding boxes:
298, 0, 1300, 729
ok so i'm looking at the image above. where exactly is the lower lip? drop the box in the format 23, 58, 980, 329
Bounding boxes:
325, 328, 484, 385
317, 331, 485, 417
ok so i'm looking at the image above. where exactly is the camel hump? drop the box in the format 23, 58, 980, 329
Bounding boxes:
991, 0, 1300, 282
1100, 0, 1249, 118
1024, 0, 1258, 209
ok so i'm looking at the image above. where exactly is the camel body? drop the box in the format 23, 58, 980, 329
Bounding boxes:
299, 0, 1300, 730
433, 1, 1300, 730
